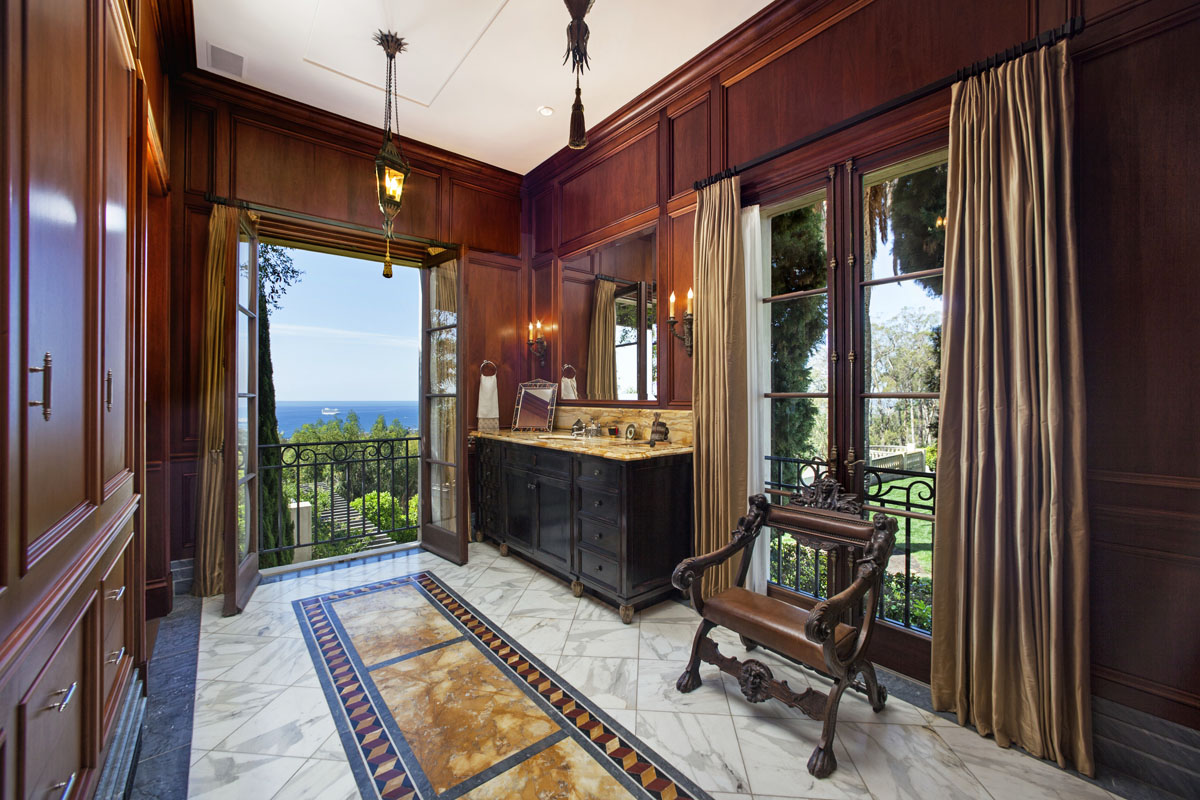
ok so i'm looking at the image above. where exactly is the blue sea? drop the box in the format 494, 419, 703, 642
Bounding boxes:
273, 401, 420, 439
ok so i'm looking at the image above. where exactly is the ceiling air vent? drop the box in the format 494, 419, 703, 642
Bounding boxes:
208, 44, 244, 78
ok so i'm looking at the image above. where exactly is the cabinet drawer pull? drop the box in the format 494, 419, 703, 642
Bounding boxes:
106, 585, 126, 602
29, 352, 53, 421
592, 499, 602, 507
593, 533, 601, 541
50, 772, 77, 800
592, 468, 601, 476
594, 564, 603, 572
105, 369, 114, 410
106, 646, 126, 665
527, 482, 536, 490
47, 681, 78, 712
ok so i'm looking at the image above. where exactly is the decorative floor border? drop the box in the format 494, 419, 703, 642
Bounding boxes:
294, 570, 712, 800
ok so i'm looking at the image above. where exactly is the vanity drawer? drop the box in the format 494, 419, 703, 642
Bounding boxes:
20, 609, 88, 800
577, 456, 621, 489
504, 444, 570, 477
577, 547, 620, 593
578, 486, 620, 525
578, 517, 620, 558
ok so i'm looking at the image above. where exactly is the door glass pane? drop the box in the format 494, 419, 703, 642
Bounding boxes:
237, 396, 249, 481
237, 310, 250, 395
429, 328, 456, 394
770, 195, 827, 295
429, 258, 458, 327
864, 399, 939, 486
862, 277, 943, 394
238, 234, 251, 310
770, 397, 828, 465
770, 294, 828, 393
428, 397, 456, 464
237, 479, 250, 559
430, 464, 456, 533
862, 154, 948, 282
646, 294, 658, 401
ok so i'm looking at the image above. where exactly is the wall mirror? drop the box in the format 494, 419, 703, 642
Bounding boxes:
512, 379, 558, 431
559, 227, 657, 402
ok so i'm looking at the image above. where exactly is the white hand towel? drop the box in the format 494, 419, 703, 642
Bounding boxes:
478, 374, 499, 419
560, 376, 578, 400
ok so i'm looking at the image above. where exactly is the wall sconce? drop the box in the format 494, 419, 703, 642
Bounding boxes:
527, 320, 548, 367
667, 289, 694, 357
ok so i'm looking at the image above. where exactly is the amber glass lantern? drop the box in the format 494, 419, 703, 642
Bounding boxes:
374, 30, 412, 278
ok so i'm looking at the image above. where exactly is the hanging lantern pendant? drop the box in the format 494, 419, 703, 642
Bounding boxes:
374, 29, 411, 277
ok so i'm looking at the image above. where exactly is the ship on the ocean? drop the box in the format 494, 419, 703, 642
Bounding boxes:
321, 407, 339, 415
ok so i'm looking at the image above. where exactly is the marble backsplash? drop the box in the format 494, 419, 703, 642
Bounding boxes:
552, 407, 694, 446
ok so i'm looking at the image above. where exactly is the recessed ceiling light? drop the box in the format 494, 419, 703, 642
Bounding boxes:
537, 106, 555, 117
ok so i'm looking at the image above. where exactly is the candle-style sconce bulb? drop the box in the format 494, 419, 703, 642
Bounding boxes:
528, 319, 548, 367
667, 288, 694, 357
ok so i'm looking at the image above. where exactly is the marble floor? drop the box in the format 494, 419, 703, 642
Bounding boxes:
187, 541, 1121, 800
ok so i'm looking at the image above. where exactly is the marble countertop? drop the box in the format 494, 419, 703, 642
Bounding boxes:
472, 430, 693, 461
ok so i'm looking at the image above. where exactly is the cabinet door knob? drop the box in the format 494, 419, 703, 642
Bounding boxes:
593, 499, 602, 507
29, 352, 52, 421
592, 468, 601, 476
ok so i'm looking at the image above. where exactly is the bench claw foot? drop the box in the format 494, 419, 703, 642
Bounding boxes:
807, 744, 837, 778
676, 669, 703, 693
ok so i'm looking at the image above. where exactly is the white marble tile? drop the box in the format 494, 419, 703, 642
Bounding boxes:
270, 757, 359, 800
424, 562, 480, 588
524, 570, 570, 594
196, 634, 274, 681
706, 793, 753, 800
574, 595, 636, 623
563, 618, 641, 658
455, 582, 523, 620
191, 680, 287, 750
190, 748, 208, 766
933, 722, 1111, 800
214, 685, 337, 759
211, 601, 305, 639
465, 565, 534, 590
637, 659, 729, 715
509, 587, 582, 620
555, 656, 638, 710
733, 715, 868, 799
603, 708, 637, 733
536, 654, 561, 671
634, 711, 750, 794
311, 732, 350, 762
838, 721, 991, 800
638, 621, 699, 661
639, 599, 699, 624
188, 751, 305, 800
499, 615, 574, 655
834, 690, 926, 726
211, 635, 314, 686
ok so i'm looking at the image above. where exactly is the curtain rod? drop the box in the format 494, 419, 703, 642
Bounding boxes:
693, 16, 1085, 192
203, 193, 457, 251
596, 273, 638, 285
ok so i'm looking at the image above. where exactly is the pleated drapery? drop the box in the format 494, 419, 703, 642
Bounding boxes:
931, 41, 1093, 775
693, 176, 748, 599
586, 279, 617, 400
193, 205, 239, 597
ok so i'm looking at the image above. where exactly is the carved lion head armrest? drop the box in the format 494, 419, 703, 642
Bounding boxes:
672, 494, 771, 612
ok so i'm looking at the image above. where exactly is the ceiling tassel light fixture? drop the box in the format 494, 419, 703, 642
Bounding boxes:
563, 0, 593, 150
373, 29, 412, 279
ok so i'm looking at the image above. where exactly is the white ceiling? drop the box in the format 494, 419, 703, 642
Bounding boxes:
192, 0, 775, 174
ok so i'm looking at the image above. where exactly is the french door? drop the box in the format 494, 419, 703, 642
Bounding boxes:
224, 214, 261, 614
762, 142, 947, 679
418, 246, 468, 564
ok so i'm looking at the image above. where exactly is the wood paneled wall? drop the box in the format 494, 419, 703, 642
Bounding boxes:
519, 0, 1200, 728
149, 70, 523, 597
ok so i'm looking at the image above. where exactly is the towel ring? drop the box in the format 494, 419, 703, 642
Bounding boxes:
480, 359, 497, 377
562, 364, 577, 379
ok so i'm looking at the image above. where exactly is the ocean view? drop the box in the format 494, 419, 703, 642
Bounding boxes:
273, 400, 420, 439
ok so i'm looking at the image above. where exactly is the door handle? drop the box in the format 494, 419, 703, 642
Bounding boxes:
29, 352, 52, 420
105, 369, 113, 410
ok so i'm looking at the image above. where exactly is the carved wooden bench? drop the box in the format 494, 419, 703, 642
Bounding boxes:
671, 479, 897, 778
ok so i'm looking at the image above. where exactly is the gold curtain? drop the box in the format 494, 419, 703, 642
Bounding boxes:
931, 41, 1092, 775
586, 279, 617, 400
193, 206, 239, 597
693, 176, 748, 598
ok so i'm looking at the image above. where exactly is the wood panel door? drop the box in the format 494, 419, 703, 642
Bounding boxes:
18, 0, 97, 569
419, 247, 468, 565
223, 216, 260, 614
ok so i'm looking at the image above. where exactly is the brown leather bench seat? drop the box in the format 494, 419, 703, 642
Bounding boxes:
704, 587, 857, 665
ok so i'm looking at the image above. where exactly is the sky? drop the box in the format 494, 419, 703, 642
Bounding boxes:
267, 248, 421, 401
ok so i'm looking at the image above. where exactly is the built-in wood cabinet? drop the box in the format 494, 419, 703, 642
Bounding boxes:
475, 437, 692, 622
2, 0, 148, 796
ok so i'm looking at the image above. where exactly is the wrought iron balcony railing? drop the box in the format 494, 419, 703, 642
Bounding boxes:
258, 436, 420, 567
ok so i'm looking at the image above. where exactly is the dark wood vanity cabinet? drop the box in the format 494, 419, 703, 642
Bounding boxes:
474, 436, 693, 622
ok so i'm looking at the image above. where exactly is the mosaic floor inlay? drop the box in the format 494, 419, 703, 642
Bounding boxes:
294, 571, 713, 800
